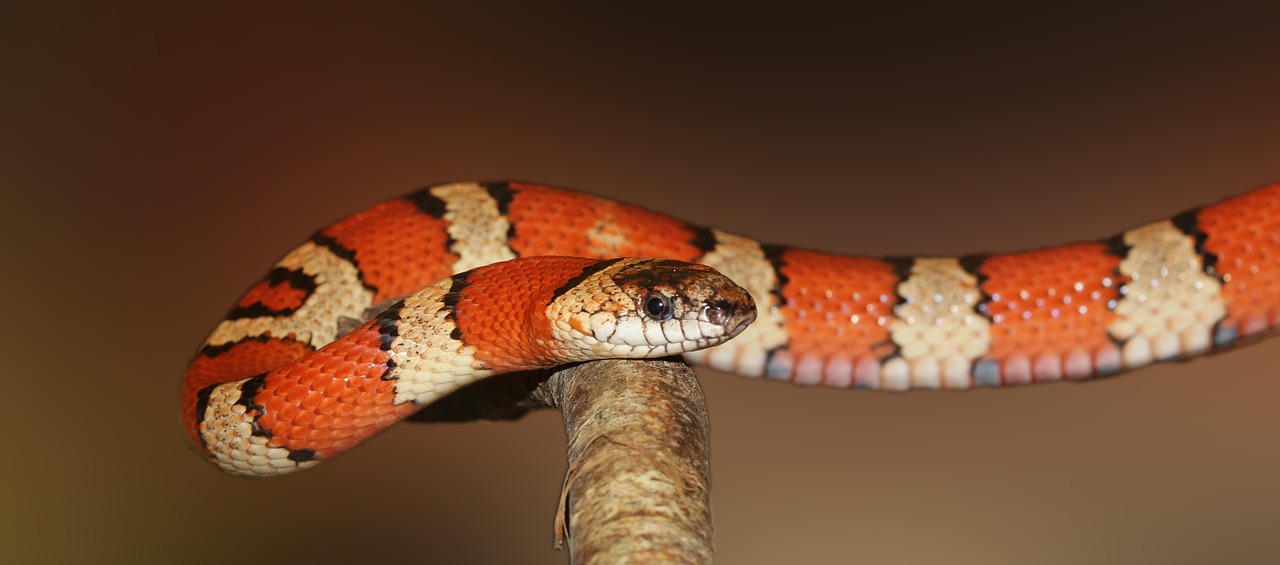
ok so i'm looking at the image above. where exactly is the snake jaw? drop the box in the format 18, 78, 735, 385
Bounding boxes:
567, 311, 592, 335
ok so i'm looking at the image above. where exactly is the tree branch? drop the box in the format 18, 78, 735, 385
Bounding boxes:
534, 359, 715, 565
403, 357, 715, 563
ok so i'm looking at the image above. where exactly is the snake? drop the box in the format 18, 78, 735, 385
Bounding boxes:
181, 181, 1280, 477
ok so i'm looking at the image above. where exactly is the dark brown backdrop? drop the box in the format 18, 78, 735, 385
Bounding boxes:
6, 3, 1280, 563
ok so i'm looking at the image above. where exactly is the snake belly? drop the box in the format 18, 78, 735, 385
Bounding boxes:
182, 181, 1280, 475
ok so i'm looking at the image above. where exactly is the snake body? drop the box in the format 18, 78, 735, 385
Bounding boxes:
182, 181, 1280, 476
185, 255, 754, 476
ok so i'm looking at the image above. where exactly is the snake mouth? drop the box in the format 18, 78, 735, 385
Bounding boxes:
660, 299, 747, 353
711, 314, 752, 347
652, 308, 757, 356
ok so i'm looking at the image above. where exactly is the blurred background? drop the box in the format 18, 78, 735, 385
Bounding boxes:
5, 2, 1280, 563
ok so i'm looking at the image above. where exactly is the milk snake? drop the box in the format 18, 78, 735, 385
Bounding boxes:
181, 181, 1280, 477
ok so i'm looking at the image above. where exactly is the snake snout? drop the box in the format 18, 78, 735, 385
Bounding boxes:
702, 294, 756, 338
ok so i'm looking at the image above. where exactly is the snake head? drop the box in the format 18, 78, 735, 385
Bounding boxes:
548, 257, 756, 360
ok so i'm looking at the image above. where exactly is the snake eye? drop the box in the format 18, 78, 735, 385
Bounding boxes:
643, 292, 674, 321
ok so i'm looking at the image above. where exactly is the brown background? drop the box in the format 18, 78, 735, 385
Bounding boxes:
6, 3, 1280, 564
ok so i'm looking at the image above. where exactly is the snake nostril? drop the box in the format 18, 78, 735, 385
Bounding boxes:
703, 301, 731, 327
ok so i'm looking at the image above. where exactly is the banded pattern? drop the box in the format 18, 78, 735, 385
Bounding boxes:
182, 180, 1280, 476
185, 255, 754, 476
